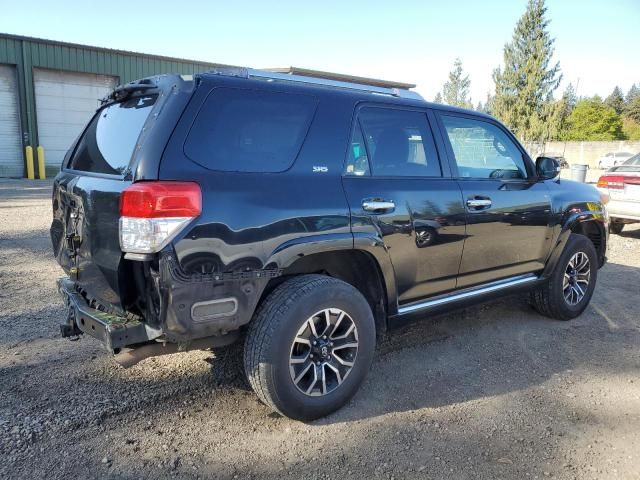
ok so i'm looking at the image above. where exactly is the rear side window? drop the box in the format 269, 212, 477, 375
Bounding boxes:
184, 88, 317, 172
346, 107, 441, 177
68, 96, 156, 175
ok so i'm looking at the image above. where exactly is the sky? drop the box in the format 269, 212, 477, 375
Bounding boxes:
1, 0, 638, 104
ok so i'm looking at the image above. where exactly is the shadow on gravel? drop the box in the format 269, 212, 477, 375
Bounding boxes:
617, 228, 640, 240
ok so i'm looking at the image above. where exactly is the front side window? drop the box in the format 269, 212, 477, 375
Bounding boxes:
440, 115, 528, 180
346, 107, 441, 177
68, 95, 156, 174
184, 88, 317, 172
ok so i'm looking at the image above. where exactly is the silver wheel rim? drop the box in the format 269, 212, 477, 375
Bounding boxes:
289, 308, 359, 397
563, 251, 591, 306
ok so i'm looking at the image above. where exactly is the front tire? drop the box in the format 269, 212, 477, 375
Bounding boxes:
244, 275, 376, 421
531, 233, 598, 320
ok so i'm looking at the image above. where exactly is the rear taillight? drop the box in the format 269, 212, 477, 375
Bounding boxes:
597, 175, 625, 190
119, 182, 201, 254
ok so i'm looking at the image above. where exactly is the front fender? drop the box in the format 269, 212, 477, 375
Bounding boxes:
542, 200, 608, 277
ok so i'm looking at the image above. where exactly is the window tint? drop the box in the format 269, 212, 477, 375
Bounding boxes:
184, 88, 317, 172
344, 123, 370, 176
68, 95, 156, 174
350, 107, 441, 177
441, 115, 527, 180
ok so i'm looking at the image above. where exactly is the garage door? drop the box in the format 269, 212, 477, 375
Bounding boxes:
34, 69, 118, 168
0, 65, 23, 177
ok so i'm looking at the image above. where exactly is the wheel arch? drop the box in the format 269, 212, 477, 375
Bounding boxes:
261, 246, 395, 337
543, 214, 607, 277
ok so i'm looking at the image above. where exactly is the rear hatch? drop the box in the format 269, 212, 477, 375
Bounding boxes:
50, 75, 195, 313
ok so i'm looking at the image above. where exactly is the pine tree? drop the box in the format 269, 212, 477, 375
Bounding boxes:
433, 92, 443, 104
605, 86, 625, 115
552, 83, 577, 139
625, 96, 640, 123
441, 58, 473, 109
562, 82, 577, 111
491, 0, 562, 142
626, 84, 640, 104
484, 92, 495, 115
624, 84, 640, 122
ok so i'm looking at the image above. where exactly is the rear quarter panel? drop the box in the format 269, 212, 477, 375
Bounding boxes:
160, 76, 356, 275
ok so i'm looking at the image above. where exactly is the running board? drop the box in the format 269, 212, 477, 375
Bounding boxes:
397, 274, 539, 315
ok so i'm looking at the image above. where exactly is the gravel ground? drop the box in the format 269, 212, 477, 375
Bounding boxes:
1, 178, 639, 480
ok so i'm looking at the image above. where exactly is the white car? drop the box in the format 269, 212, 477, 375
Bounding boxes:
597, 153, 640, 234
597, 151, 635, 169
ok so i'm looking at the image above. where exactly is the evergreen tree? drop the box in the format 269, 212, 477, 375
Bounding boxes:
552, 83, 577, 140
605, 86, 625, 115
476, 101, 484, 112
433, 92, 443, 104
626, 84, 640, 104
491, 0, 562, 142
625, 96, 640, 123
562, 82, 577, 111
624, 84, 640, 122
441, 58, 473, 109
484, 92, 495, 115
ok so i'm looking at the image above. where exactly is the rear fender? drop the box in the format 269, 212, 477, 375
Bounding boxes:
265, 232, 399, 316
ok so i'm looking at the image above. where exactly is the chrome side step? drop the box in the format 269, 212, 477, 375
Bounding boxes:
397, 274, 539, 315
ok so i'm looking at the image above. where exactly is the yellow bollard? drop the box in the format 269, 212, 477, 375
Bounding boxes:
37, 146, 46, 179
25, 146, 35, 180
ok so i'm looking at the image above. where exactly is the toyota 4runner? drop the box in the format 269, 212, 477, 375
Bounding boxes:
52, 67, 608, 420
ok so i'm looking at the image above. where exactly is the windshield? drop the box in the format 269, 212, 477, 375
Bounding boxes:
67, 95, 157, 175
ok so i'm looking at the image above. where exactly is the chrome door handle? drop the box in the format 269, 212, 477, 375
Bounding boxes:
362, 200, 395, 212
466, 198, 492, 208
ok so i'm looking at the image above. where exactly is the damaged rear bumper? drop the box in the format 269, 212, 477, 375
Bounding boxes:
57, 277, 162, 351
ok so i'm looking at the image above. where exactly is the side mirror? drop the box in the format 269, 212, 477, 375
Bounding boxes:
536, 156, 561, 180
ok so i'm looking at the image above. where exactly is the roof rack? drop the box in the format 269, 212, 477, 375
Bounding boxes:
249, 67, 423, 100
201, 66, 423, 100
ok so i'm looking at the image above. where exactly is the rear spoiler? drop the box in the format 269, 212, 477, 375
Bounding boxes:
101, 78, 158, 106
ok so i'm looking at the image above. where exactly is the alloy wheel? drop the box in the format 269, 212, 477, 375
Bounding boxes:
289, 308, 359, 397
563, 251, 591, 306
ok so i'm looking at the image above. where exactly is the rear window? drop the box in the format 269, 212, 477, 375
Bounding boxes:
68, 95, 156, 175
184, 87, 317, 172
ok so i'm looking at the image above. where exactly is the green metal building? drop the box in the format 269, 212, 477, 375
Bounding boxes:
0, 33, 226, 177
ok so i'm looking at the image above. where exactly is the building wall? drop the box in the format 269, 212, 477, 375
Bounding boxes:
0, 33, 229, 176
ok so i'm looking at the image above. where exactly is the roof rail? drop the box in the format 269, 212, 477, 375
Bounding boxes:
249, 67, 423, 100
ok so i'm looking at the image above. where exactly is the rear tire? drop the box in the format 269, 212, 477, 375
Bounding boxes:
244, 275, 376, 421
531, 233, 598, 321
609, 221, 624, 235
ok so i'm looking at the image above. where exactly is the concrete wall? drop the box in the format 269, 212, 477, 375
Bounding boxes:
524, 141, 640, 168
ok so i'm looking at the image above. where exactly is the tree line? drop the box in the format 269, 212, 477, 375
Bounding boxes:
432, 0, 640, 142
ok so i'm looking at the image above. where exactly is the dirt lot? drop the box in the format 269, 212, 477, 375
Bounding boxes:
1, 179, 639, 480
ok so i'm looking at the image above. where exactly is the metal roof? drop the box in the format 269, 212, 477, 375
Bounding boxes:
0, 32, 232, 68
265, 66, 416, 90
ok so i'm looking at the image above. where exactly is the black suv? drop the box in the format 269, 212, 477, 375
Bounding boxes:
52, 68, 608, 420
